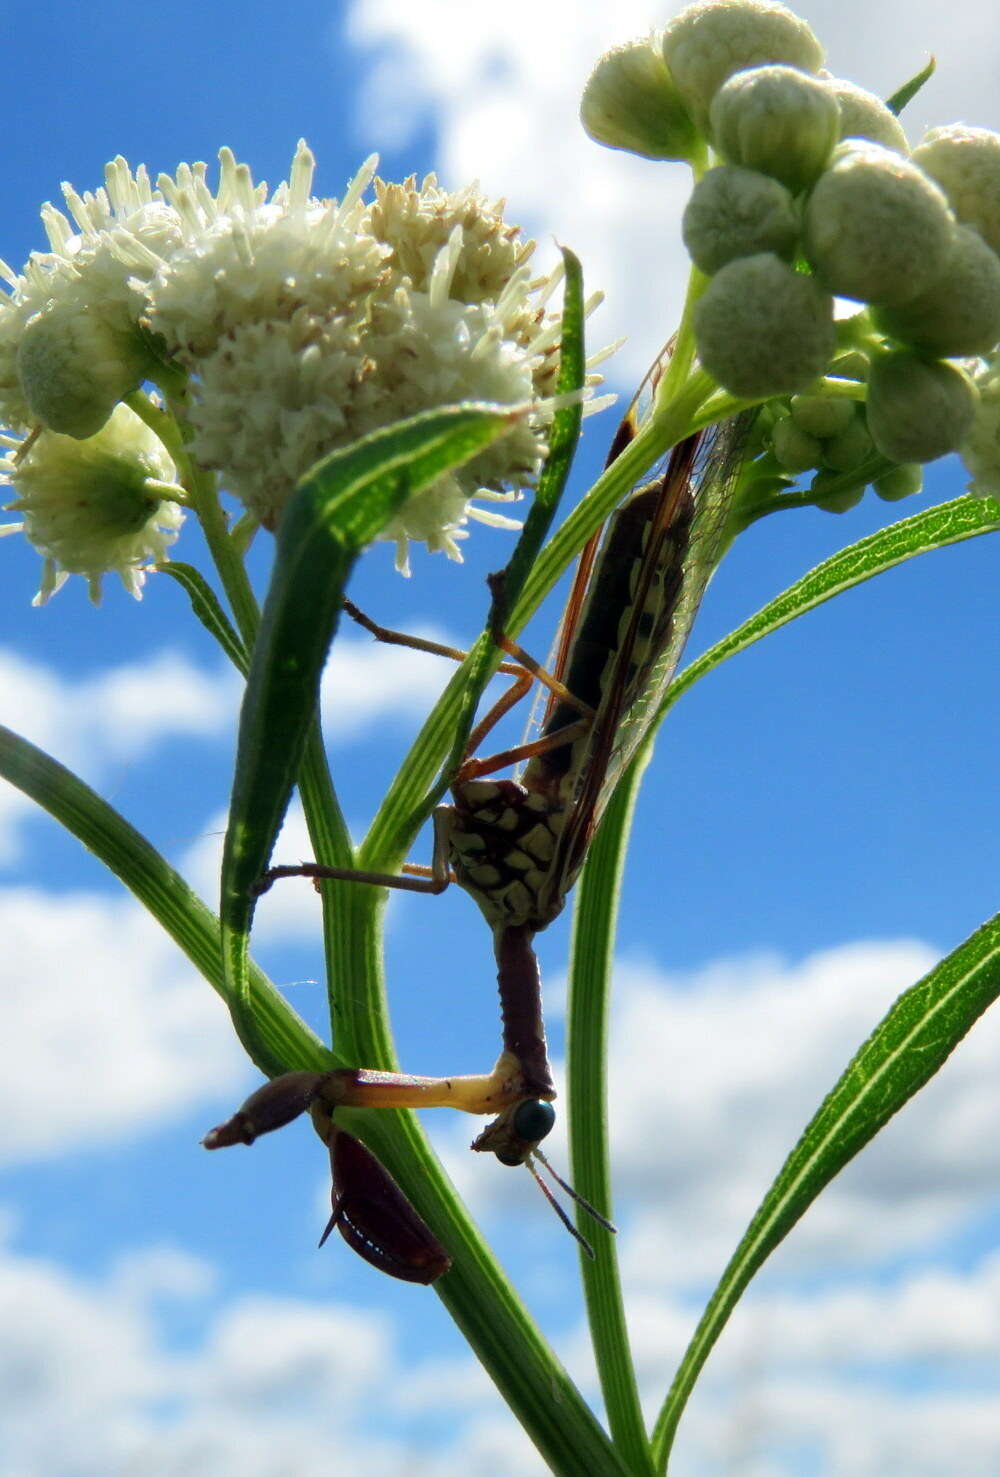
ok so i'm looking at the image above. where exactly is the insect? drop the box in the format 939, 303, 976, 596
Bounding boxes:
213, 367, 754, 1277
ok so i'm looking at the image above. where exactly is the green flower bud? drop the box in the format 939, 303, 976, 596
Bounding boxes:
821, 412, 873, 470
866, 349, 977, 463
810, 468, 865, 513
693, 252, 835, 398
710, 64, 839, 194
826, 76, 909, 154
804, 141, 956, 306
828, 349, 870, 381
872, 224, 1000, 357
790, 391, 856, 437
682, 164, 799, 273
662, 0, 824, 129
913, 125, 1000, 255
873, 463, 923, 501
581, 37, 699, 161
771, 412, 822, 471
16, 304, 155, 439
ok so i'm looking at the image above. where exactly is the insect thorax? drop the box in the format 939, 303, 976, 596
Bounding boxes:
446, 777, 578, 930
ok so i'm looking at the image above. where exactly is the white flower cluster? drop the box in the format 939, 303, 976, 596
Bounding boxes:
582, 0, 1000, 505
1, 142, 597, 598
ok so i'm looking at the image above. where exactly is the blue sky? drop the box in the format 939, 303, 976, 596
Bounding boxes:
2, 1, 1000, 1473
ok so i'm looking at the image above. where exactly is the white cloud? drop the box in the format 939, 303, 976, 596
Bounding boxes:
0, 886, 247, 1165
345, 0, 1000, 386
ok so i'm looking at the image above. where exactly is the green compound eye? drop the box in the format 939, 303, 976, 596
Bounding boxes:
513, 1099, 556, 1144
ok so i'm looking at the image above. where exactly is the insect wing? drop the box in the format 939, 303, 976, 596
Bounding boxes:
323, 1129, 452, 1285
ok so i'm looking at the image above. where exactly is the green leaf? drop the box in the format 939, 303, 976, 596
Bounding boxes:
221, 403, 524, 1067
661, 493, 1000, 721
157, 562, 249, 673
886, 55, 936, 115
652, 909, 1000, 1470
0, 724, 327, 1072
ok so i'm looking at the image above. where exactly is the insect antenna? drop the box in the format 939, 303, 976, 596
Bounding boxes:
523, 1148, 618, 1258
533, 1147, 618, 1234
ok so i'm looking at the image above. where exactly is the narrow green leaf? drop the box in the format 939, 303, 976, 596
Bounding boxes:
0, 724, 326, 1072
221, 403, 523, 1064
652, 910, 1000, 1470
158, 562, 249, 673
886, 55, 936, 115
662, 493, 1000, 722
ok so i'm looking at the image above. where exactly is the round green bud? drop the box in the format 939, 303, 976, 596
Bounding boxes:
790, 391, 857, 437
804, 141, 956, 306
693, 251, 835, 398
913, 124, 1000, 254
873, 463, 923, 501
821, 413, 873, 471
771, 413, 822, 472
682, 164, 799, 273
825, 76, 909, 154
866, 350, 977, 463
810, 468, 865, 513
16, 305, 153, 440
709, 64, 839, 194
581, 37, 700, 161
661, 0, 824, 130
872, 224, 1000, 358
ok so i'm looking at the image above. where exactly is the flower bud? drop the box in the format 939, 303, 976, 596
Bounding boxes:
682, 165, 799, 274
693, 252, 835, 398
873, 463, 923, 501
662, 0, 824, 130
826, 76, 909, 153
16, 304, 155, 439
810, 468, 865, 513
581, 37, 699, 161
913, 125, 1000, 254
821, 412, 873, 470
866, 350, 977, 464
873, 224, 1000, 358
710, 64, 839, 194
804, 141, 956, 306
771, 412, 822, 472
790, 391, 856, 438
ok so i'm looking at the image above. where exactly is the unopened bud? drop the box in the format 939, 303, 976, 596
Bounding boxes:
693, 252, 835, 398
710, 64, 839, 194
826, 76, 909, 154
581, 38, 699, 161
866, 350, 977, 464
17, 304, 155, 439
771, 413, 822, 472
662, 0, 824, 130
790, 392, 857, 438
913, 124, 1000, 255
821, 413, 873, 471
873, 224, 1000, 358
682, 165, 799, 273
804, 141, 956, 306
202, 1071, 324, 1148
960, 371, 1000, 498
873, 463, 923, 501
810, 468, 865, 513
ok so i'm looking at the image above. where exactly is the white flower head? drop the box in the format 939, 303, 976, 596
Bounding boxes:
147, 151, 598, 564
825, 76, 909, 154
0, 157, 186, 432
1, 402, 182, 604
961, 361, 1000, 497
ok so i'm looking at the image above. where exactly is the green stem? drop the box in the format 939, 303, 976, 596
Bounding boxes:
569, 757, 657, 1477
